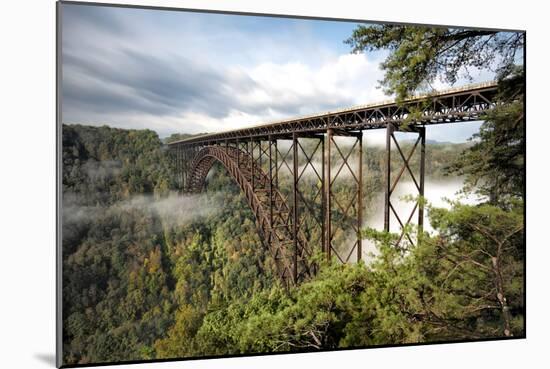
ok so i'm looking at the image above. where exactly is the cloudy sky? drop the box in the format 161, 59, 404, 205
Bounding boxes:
61, 3, 494, 141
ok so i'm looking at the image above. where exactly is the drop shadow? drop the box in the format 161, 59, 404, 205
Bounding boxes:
34, 353, 56, 367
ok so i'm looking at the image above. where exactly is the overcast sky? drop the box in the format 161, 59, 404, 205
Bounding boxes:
61, 3, 496, 141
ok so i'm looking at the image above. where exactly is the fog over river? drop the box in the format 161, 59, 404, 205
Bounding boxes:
360, 177, 484, 262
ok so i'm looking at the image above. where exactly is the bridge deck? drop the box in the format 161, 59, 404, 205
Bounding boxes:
168, 81, 498, 146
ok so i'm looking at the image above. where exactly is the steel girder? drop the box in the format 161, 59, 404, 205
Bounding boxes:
168, 82, 497, 147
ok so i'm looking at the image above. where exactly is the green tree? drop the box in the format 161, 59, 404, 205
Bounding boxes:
427, 201, 524, 337
154, 304, 204, 358
447, 70, 524, 205
345, 25, 524, 100
361, 199, 524, 341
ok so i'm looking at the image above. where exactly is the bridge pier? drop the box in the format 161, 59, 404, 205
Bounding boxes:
325, 129, 332, 261
268, 137, 276, 253
292, 133, 299, 283
324, 128, 364, 263
274, 134, 324, 283
384, 123, 426, 248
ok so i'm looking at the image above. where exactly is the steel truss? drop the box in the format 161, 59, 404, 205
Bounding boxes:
325, 129, 363, 263
384, 124, 425, 249
170, 82, 497, 145
168, 82, 502, 285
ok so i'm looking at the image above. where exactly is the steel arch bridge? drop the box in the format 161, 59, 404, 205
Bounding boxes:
169, 81, 501, 286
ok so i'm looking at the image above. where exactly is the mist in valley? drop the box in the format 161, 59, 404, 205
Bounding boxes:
359, 177, 483, 262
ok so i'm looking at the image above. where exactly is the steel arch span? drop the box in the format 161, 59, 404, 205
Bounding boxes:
186, 145, 313, 286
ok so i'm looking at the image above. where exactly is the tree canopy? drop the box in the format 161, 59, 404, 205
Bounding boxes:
345, 25, 524, 100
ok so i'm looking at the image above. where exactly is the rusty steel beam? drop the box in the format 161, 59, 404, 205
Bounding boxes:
357, 131, 363, 262
418, 126, 426, 236
384, 123, 394, 231
251, 139, 255, 191
320, 135, 326, 261
292, 132, 299, 284
268, 136, 275, 235
324, 128, 333, 261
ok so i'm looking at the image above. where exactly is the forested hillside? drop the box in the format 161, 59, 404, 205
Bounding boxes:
62, 123, 524, 365
62, 124, 277, 364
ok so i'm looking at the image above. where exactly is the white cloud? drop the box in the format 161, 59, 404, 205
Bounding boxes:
234, 53, 386, 120
161, 53, 388, 136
